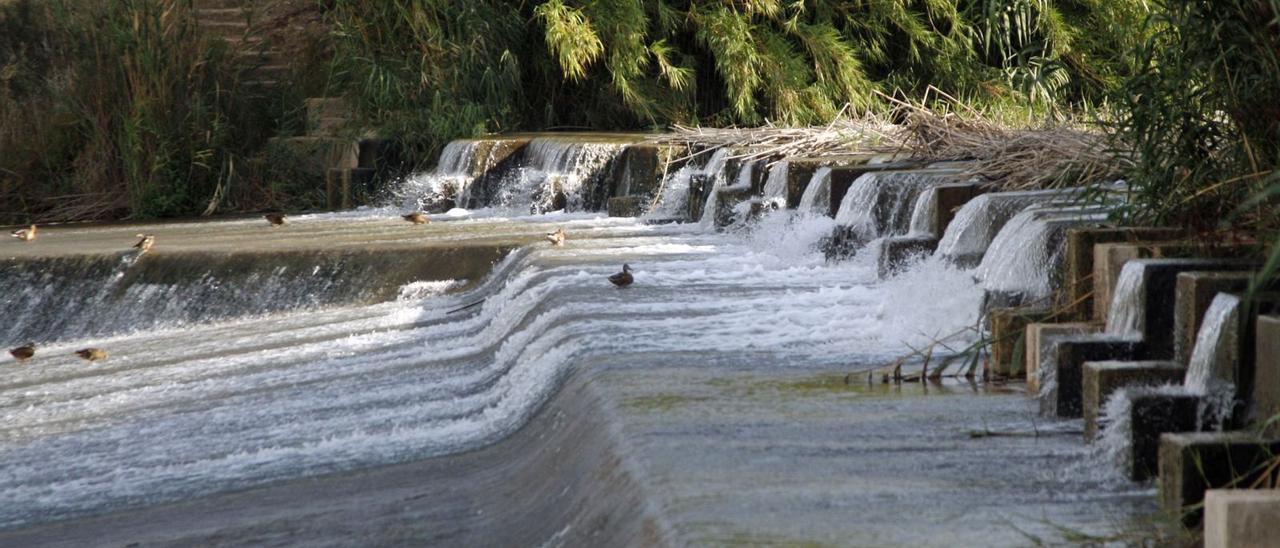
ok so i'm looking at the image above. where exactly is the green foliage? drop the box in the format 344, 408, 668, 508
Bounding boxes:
330, 1, 1143, 170
1110, 0, 1280, 231
0, 0, 259, 222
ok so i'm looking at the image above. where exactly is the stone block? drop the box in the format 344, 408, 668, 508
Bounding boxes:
1131, 392, 1201, 481
989, 306, 1054, 379
607, 196, 647, 218
1204, 489, 1280, 548
1041, 335, 1143, 418
1082, 360, 1185, 441
931, 182, 988, 238
1025, 322, 1101, 394
1174, 272, 1256, 365
1093, 242, 1259, 322
1159, 432, 1280, 526
1105, 258, 1258, 360
1256, 316, 1280, 430
876, 236, 937, 278
1063, 227, 1183, 321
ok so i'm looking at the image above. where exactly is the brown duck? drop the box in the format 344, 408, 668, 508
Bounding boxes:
9, 343, 35, 362
10, 224, 36, 242
264, 213, 288, 227
75, 348, 108, 362
133, 234, 155, 254
546, 227, 566, 246
608, 264, 634, 287
403, 212, 430, 225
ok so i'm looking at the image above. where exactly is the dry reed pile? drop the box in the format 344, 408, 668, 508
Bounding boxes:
647, 94, 1129, 192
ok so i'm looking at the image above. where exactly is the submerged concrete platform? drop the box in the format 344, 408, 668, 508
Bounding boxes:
0, 363, 1159, 547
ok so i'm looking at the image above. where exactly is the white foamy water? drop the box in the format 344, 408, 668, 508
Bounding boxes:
798, 167, 832, 215
0, 210, 986, 528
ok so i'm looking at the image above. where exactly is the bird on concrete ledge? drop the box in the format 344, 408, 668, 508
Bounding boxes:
11, 224, 36, 242
546, 227, 566, 246
265, 213, 288, 227
75, 348, 108, 362
403, 212, 430, 225
133, 234, 155, 254
9, 343, 35, 362
608, 264, 633, 287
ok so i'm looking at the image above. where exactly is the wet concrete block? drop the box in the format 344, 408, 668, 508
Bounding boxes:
1025, 322, 1101, 394
1041, 336, 1143, 418
1204, 489, 1280, 548
931, 183, 988, 238
1174, 272, 1257, 365
829, 162, 924, 217
607, 196, 647, 218
784, 154, 874, 209
1064, 227, 1183, 321
1092, 242, 1259, 321
989, 306, 1054, 378
1111, 259, 1259, 361
1159, 432, 1280, 526
1131, 393, 1201, 482
1082, 360, 1185, 441
1256, 316, 1280, 429
876, 236, 937, 278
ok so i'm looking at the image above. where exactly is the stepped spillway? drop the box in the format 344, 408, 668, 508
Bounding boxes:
0, 134, 1158, 545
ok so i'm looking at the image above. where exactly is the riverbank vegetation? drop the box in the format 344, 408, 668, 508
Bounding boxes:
0, 0, 1276, 277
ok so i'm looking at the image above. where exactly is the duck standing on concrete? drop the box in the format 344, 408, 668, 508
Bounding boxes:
9, 343, 35, 362
133, 234, 155, 254
403, 212, 430, 225
546, 227, 566, 246
265, 213, 288, 227
75, 348, 108, 362
11, 224, 36, 242
608, 264, 634, 287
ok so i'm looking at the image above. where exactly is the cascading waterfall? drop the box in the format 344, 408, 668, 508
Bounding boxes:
492, 138, 626, 214
0, 249, 502, 346
1105, 262, 1148, 337
647, 148, 730, 220
934, 189, 1085, 267
906, 186, 939, 237
398, 140, 479, 212
760, 161, 790, 209
1184, 293, 1241, 426
1095, 293, 1242, 471
973, 206, 1106, 305
798, 167, 832, 215
833, 172, 949, 241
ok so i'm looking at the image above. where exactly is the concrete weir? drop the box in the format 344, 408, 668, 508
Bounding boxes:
0, 133, 1176, 545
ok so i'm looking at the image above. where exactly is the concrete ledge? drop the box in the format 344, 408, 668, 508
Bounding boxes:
1159, 432, 1280, 526
1174, 271, 1257, 365
1041, 336, 1143, 418
1256, 315, 1280, 429
1204, 489, 1280, 548
1132, 392, 1201, 481
1025, 322, 1101, 393
876, 236, 936, 278
1082, 360, 1184, 441
989, 306, 1053, 378
1063, 227, 1183, 321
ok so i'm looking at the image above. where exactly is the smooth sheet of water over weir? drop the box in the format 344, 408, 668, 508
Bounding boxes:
1, 159, 1154, 545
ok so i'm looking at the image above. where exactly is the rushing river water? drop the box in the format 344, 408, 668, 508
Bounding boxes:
0, 137, 1155, 542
